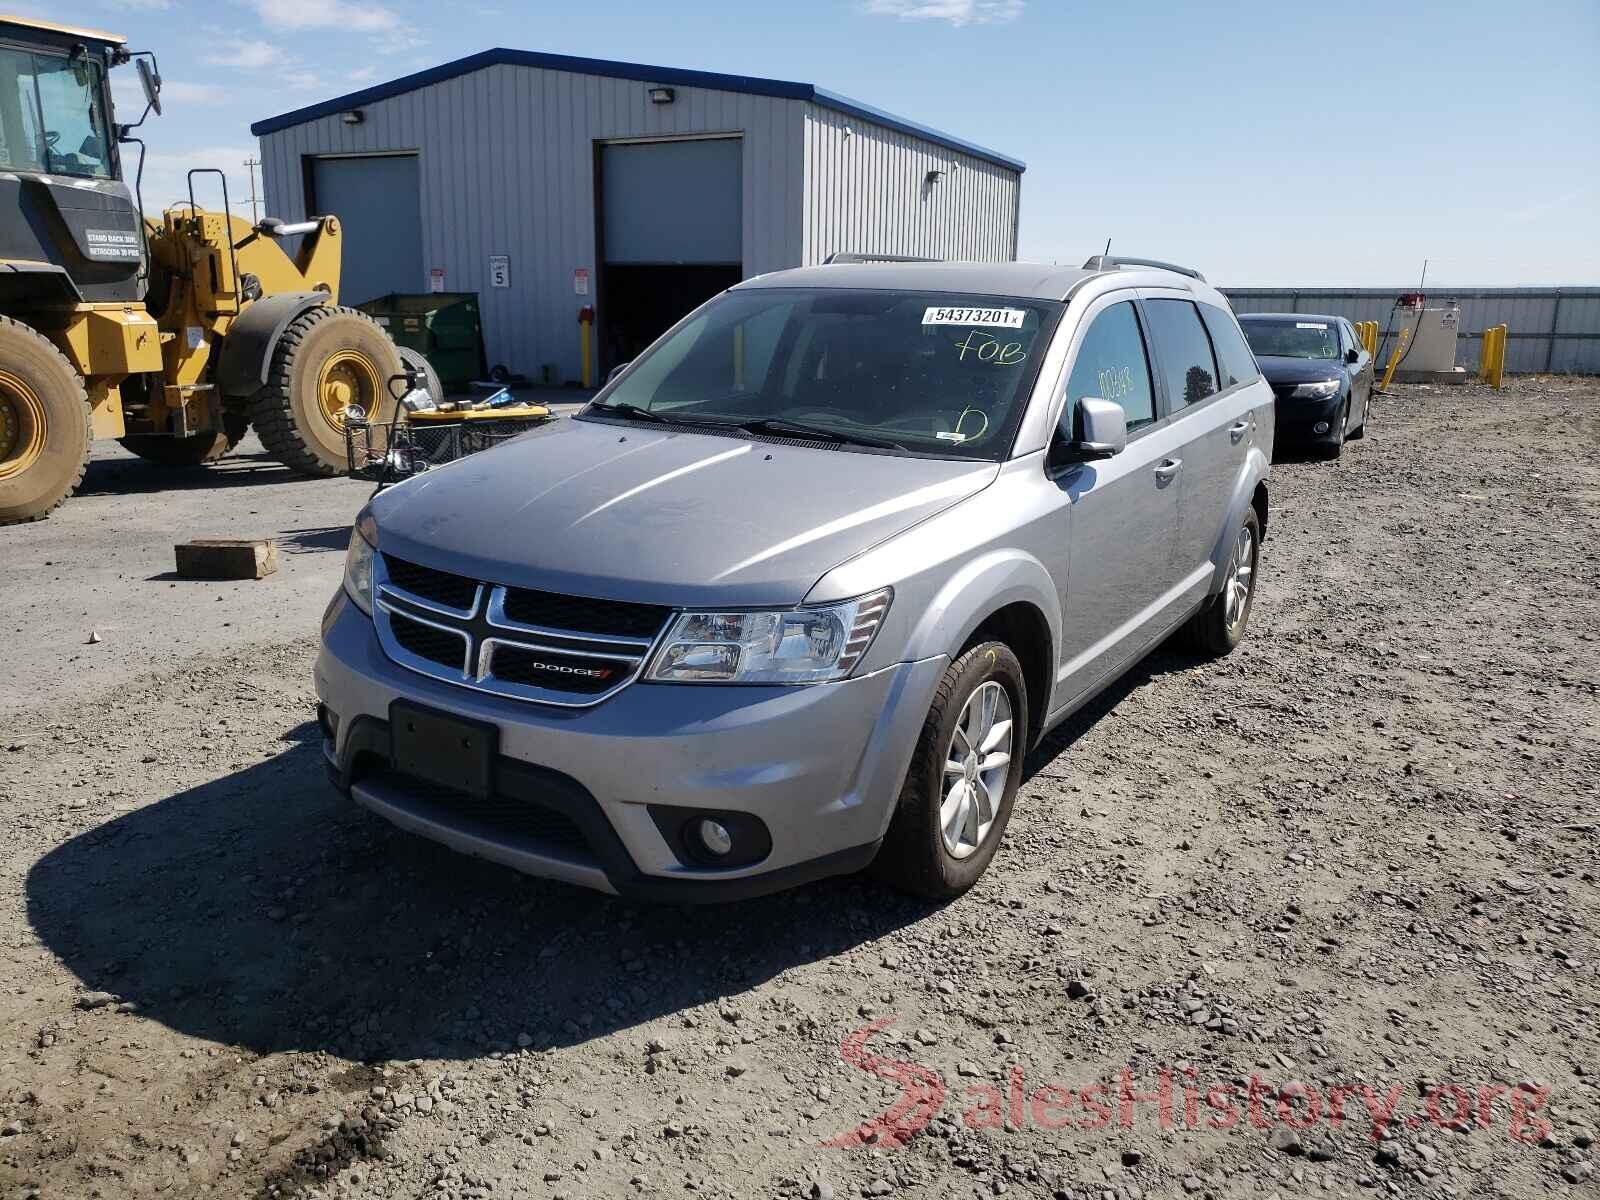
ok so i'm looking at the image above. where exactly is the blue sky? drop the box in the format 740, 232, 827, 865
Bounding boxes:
46, 0, 1600, 285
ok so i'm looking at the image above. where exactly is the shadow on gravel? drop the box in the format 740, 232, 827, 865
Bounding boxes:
1024, 645, 1190, 780
279, 526, 357, 554
77, 452, 302, 498
25, 722, 932, 1062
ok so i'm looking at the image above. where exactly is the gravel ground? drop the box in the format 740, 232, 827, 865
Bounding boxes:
1, 377, 1596, 1200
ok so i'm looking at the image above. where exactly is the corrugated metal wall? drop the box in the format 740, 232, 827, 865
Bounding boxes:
801, 105, 1019, 265
259, 64, 1024, 383
1221, 287, 1600, 374
258, 63, 805, 382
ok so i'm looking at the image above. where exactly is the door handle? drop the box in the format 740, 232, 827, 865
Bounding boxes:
1228, 420, 1250, 442
1153, 458, 1183, 480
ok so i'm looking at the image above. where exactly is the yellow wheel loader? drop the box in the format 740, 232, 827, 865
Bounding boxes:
0, 16, 401, 526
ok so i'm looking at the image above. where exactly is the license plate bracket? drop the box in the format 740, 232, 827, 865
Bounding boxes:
389, 700, 497, 798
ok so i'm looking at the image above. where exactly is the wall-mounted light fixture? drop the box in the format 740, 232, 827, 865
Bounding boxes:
648, 86, 675, 104
341, 109, 364, 125
925, 169, 945, 185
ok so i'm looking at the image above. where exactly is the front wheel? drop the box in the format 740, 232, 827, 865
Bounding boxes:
248, 305, 402, 477
1320, 398, 1349, 459
1348, 391, 1368, 439
872, 641, 1027, 901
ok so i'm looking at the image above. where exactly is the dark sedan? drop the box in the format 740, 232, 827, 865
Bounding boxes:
1238, 313, 1373, 458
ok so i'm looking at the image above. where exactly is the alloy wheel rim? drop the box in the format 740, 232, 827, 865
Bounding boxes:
315, 349, 379, 432
940, 680, 1013, 860
1224, 525, 1255, 630
0, 371, 46, 481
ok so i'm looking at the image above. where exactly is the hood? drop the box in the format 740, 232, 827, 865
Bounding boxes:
371, 416, 998, 607
1255, 355, 1348, 385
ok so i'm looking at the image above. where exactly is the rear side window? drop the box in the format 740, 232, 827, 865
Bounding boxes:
1063, 301, 1157, 430
1199, 303, 1261, 389
1145, 300, 1218, 408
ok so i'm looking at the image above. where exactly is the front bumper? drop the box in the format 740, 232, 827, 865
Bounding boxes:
315, 593, 947, 900
1273, 390, 1345, 443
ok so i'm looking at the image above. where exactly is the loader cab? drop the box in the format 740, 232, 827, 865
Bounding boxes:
0, 17, 142, 307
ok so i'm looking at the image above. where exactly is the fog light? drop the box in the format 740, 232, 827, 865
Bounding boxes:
317, 703, 340, 742
697, 818, 733, 857
1313, 420, 1330, 434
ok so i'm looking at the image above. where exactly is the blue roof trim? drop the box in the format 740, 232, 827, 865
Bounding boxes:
249, 47, 1026, 173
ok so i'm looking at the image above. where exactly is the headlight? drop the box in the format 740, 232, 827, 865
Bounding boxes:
1291, 380, 1341, 399
646, 589, 892, 684
343, 509, 378, 615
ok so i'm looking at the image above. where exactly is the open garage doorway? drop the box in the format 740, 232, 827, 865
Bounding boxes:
597, 137, 742, 371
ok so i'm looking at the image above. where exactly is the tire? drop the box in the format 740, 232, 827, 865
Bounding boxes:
119, 410, 249, 467
1184, 506, 1262, 658
1320, 398, 1349, 459
1349, 391, 1368, 439
247, 305, 402, 477
0, 316, 91, 526
872, 641, 1028, 901
396, 346, 445, 407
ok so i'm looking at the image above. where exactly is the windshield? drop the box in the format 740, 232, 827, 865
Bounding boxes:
1239, 319, 1339, 360
586, 288, 1063, 459
0, 48, 113, 178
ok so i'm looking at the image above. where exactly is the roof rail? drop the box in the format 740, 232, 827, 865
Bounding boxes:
824, 252, 941, 265
1082, 255, 1206, 282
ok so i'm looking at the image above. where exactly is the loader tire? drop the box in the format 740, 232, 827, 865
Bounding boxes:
118, 410, 249, 467
0, 316, 91, 526
248, 305, 401, 477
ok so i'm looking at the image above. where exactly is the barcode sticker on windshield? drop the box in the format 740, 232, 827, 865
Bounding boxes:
923, 306, 1026, 329
1296, 322, 1328, 330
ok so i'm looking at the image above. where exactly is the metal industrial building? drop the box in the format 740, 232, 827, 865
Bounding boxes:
251, 49, 1024, 385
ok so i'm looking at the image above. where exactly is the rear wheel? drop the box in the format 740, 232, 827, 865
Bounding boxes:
249, 305, 401, 476
872, 641, 1027, 900
0, 316, 91, 526
119, 411, 249, 467
1184, 506, 1261, 658
396, 346, 444, 407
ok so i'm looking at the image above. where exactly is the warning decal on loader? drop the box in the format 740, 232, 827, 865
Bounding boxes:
84, 229, 140, 260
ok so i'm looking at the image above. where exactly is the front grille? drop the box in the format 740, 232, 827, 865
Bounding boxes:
490, 644, 623, 694
389, 611, 468, 671
382, 554, 478, 611
501, 586, 670, 639
366, 769, 590, 853
375, 555, 671, 705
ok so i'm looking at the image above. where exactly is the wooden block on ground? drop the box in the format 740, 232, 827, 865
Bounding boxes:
174, 539, 279, 580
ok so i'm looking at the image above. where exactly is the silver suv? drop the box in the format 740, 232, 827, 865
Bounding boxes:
317, 257, 1273, 901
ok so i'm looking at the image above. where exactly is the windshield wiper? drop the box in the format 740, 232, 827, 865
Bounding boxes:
735, 417, 905, 450
588, 402, 666, 423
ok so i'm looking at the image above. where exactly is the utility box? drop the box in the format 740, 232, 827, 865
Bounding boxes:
1395, 302, 1464, 378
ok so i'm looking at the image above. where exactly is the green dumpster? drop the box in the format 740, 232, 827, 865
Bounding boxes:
357, 292, 486, 392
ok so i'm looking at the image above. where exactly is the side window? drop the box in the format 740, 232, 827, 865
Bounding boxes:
1063, 301, 1157, 431
1145, 299, 1218, 408
1198, 303, 1261, 389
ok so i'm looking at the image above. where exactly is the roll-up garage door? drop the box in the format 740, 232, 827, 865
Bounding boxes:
310, 154, 423, 306
601, 138, 741, 265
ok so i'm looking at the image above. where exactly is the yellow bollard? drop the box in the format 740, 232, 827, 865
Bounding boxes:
578, 305, 594, 389
1379, 326, 1410, 391
1478, 324, 1504, 390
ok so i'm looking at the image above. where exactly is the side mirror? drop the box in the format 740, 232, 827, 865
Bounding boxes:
136, 57, 162, 116
1049, 397, 1127, 467
1345, 347, 1360, 364
604, 362, 630, 385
